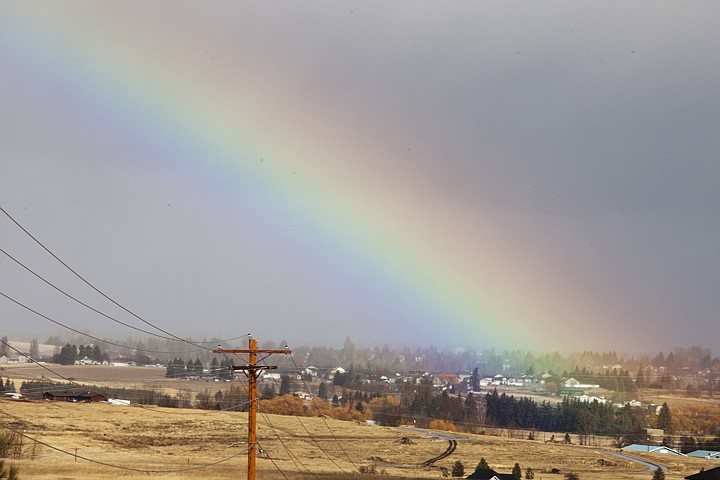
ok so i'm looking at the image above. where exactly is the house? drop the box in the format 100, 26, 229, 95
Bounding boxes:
467, 468, 516, 480
622, 444, 685, 456
686, 466, 720, 479
563, 378, 600, 389
75, 356, 100, 365
302, 366, 318, 377
687, 450, 720, 460
42, 390, 108, 403
479, 377, 494, 387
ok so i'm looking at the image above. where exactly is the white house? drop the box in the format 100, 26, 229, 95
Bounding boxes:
564, 378, 600, 389
492, 374, 507, 385
302, 366, 318, 377
75, 356, 100, 365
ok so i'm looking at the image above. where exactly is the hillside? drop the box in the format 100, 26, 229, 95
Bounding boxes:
0, 398, 715, 480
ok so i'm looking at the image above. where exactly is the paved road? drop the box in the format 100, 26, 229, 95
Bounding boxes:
604, 450, 669, 472
395, 426, 464, 441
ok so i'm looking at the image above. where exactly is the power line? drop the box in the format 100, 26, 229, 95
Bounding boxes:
0, 290, 205, 354
0, 205, 208, 350
0, 421, 247, 473
260, 357, 353, 475
0, 343, 254, 414
0, 246, 195, 343
289, 354, 366, 475
0, 244, 249, 347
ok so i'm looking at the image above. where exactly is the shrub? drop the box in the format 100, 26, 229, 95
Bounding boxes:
451, 460, 464, 477
428, 419, 457, 432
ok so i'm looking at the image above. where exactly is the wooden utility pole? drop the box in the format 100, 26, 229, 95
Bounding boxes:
214, 337, 292, 480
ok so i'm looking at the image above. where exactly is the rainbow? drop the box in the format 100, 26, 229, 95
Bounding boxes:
0, 6, 615, 350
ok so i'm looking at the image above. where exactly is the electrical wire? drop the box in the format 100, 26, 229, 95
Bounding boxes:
0, 245, 248, 347
217, 345, 327, 480
0, 421, 247, 473
0, 246, 197, 343
257, 409, 313, 476
289, 353, 367, 475
0, 339, 204, 403
260, 358, 352, 475
0, 290, 205, 354
0, 205, 208, 350
0, 340, 265, 422
255, 439, 291, 480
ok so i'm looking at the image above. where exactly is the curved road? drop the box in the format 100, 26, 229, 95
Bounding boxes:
604, 450, 669, 472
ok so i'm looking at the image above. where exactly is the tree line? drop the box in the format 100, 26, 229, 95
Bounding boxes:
51, 344, 109, 365
484, 389, 657, 446
164, 356, 235, 379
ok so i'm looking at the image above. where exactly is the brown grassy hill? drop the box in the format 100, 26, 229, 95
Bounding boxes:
0, 398, 715, 480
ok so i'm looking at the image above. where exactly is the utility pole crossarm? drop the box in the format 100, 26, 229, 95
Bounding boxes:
213, 338, 292, 480
213, 349, 292, 354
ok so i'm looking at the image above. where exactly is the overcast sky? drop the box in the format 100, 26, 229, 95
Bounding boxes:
1, 2, 719, 354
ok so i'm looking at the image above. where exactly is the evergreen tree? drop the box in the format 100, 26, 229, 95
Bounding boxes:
55, 344, 77, 365
635, 366, 646, 389
193, 359, 204, 376
280, 375, 291, 396
451, 460, 464, 477
512, 463, 522, 480
475, 458, 490, 471
652, 467, 665, 480
470, 367, 480, 391
657, 402, 673, 433
262, 384, 277, 400
679, 435, 697, 454
525, 467, 535, 479
219, 358, 234, 380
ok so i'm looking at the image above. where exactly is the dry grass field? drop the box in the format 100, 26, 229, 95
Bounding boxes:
1, 364, 718, 479
0, 398, 715, 480
1, 363, 227, 397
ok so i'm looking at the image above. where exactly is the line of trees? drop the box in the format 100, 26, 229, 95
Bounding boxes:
165, 357, 235, 379
0, 376, 16, 393
51, 344, 108, 365
484, 389, 649, 446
